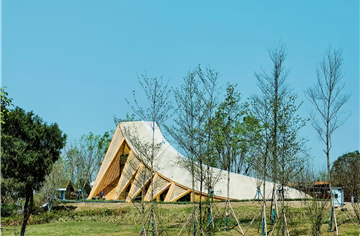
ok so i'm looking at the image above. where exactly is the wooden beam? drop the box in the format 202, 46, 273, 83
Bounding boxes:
171, 189, 192, 202
164, 183, 175, 202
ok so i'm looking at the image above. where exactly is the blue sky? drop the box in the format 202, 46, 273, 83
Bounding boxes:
2, 1, 359, 169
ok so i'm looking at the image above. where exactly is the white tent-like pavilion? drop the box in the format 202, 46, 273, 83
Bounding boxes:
88, 121, 305, 202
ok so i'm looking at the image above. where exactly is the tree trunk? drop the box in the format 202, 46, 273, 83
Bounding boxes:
326, 118, 336, 234
282, 184, 285, 236
199, 159, 203, 232
262, 146, 268, 236
20, 191, 33, 236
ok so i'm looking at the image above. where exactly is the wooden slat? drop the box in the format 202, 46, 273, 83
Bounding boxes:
171, 189, 191, 202
88, 128, 125, 199
169, 185, 188, 202
114, 151, 140, 199
127, 164, 152, 200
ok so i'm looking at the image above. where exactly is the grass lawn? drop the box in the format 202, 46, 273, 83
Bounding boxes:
2, 221, 142, 236
2, 201, 360, 235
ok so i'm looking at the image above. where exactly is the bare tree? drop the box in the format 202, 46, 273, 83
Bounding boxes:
251, 97, 272, 236
196, 65, 223, 233
252, 42, 308, 235
165, 65, 222, 234
252, 43, 291, 232
305, 46, 351, 233
164, 67, 200, 235
126, 74, 173, 235
121, 124, 163, 235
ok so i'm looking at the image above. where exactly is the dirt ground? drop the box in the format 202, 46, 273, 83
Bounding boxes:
66, 200, 358, 215
64, 200, 309, 211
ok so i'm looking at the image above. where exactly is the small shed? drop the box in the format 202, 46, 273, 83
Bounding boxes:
332, 188, 344, 207
56, 181, 83, 200
56, 188, 66, 200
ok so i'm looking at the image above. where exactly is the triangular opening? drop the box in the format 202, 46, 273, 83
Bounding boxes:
178, 192, 191, 202
119, 153, 128, 176
159, 187, 170, 201
124, 182, 132, 199
102, 176, 120, 198
143, 180, 151, 198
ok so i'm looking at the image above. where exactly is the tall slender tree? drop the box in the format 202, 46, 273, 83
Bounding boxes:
252, 43, 307, 235
165, 67, 200, 235
126, 73, 173, 235
210, 83, 257, 232
121, 124, 162, 234
305, 47, 351, 233
166, 65, 222, 234
252, 43, 290, 231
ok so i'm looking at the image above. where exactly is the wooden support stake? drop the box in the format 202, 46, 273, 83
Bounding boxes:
229, 200, 244, 235
207, 201, 226, 227
284, 211, 290, 236
268, 221, 277, 236
334, 208, 338, 235
243, 204, 262, 235
178, 206, 199, 236
335, 197, 358, 229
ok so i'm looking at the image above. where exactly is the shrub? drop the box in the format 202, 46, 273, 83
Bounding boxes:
1, 203, 18, 217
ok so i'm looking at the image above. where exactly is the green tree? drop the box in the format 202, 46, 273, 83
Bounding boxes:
64, 131, 111, 190
331, 151, 360, 202
210, 83, 259, 232
40, 158, 69, 205
1, 87, 16, 204
1, 107, 67, 236
113, 112, 137, 126
1, 87, 13, 124
331, 151, 360, 223
211, 83, 259, 175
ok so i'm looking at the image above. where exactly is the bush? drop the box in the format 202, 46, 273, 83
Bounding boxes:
1, 203, 18, 217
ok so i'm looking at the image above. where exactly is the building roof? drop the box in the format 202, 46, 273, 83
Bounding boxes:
89, 121, 306, 200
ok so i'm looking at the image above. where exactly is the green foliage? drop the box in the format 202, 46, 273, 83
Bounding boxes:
1, 177, 24, 203
331, 150, 360, 201
63, 131, 111, 190
40, 159, 69, 201
305, 199, 329, 236
210, 83, 259, 174
1, 203, 20, 217
317, 167, 329, 181
1, 106, 67, 197
0, 87, 14, 124
113, 112, 137, 126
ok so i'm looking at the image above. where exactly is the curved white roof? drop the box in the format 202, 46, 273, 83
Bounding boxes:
120, 121, 305, 200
